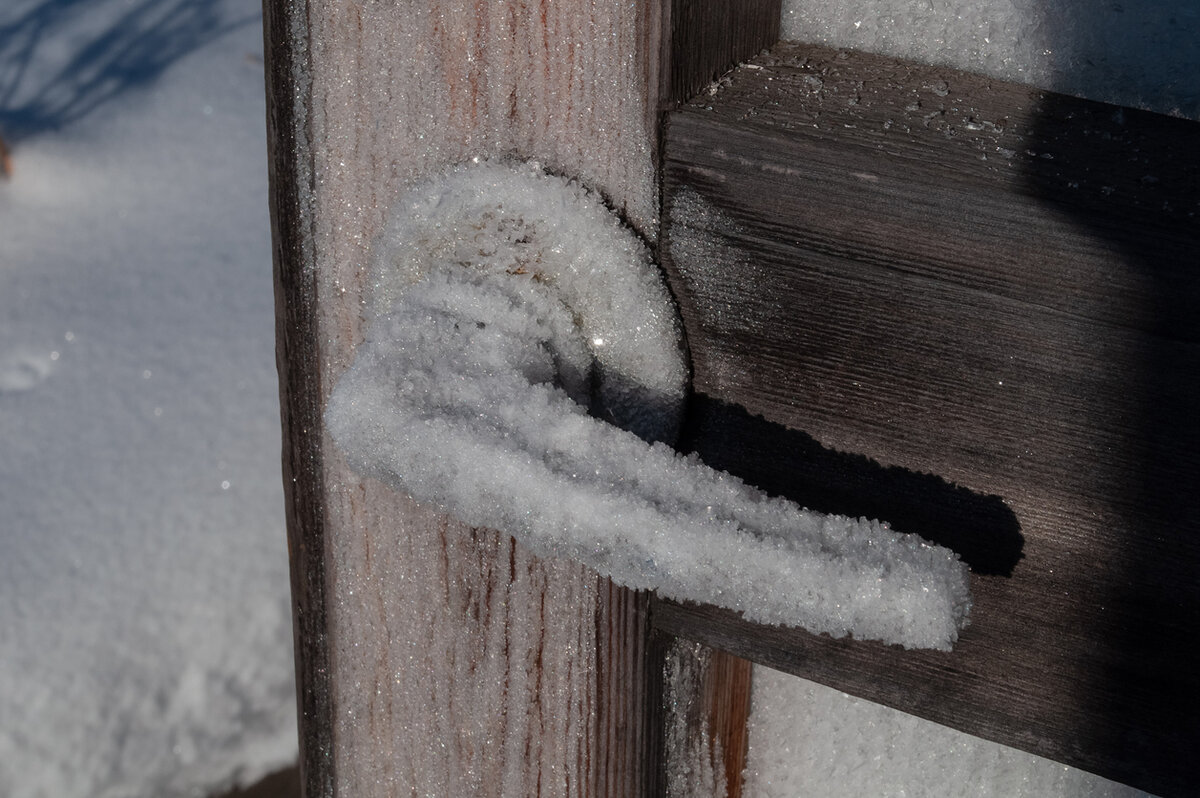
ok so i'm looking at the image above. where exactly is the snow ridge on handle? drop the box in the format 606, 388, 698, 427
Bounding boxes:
327, 160, 970, 650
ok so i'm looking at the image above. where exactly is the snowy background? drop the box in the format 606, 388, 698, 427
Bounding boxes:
0, 0, 1192, 796
0, 1, 295, 796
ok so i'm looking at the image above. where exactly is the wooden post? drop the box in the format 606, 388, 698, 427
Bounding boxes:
265, 2, 662, 795
264, 1, 776, 795
268, 3, 1198, 794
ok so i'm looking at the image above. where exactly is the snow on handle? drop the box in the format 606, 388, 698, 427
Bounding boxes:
327, 160, 971, 651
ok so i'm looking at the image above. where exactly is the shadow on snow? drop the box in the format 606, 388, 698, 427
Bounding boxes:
0, 0, 259, 141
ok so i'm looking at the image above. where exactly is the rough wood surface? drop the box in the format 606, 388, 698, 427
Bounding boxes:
266, 1, 668, 795
651, 5, 779, 793
660, 0, 780, 107
656, 42, 1199, 797
262, 3, 331, 795
703, 650, 752, 798
646, 635, 753, 798
647, 640, 749, 798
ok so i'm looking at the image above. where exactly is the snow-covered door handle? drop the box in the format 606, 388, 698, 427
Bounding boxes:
328, 161, 970, 650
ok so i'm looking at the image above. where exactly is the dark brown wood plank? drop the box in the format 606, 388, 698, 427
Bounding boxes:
262, 3, 331, 797
594, 581, 655, 797
656, 42, 1200, 797
661, 0, 780, 107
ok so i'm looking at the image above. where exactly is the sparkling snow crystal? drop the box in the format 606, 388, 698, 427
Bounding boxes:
327, 160, 971, 650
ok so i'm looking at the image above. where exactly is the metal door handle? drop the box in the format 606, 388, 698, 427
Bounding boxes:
328, 161, 970, 650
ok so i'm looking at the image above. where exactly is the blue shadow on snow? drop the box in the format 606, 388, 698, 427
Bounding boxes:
0, 0, 259, 141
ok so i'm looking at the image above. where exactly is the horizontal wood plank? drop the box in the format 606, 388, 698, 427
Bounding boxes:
656, 42, 1199, 797
262, 2, 334, 794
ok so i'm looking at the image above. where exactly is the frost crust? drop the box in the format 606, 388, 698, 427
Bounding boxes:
327, 161, 970, 650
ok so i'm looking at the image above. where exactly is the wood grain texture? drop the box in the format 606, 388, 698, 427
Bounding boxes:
267, 1, 668, 795
262, 3, 331, 796
660, 0, 780, 107
652, 640, 749, 798
703, 650, 752, 798
657, 42, 1199, 797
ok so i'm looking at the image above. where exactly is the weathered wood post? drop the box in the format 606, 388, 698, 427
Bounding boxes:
263, 2, 776, 795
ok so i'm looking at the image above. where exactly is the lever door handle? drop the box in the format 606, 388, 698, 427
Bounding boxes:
328, 161, 970, 651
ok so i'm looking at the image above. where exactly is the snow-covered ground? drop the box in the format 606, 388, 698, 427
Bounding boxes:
0, 2, 296, 796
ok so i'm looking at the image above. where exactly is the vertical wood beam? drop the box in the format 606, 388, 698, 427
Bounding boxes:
652, 4, 780, 795
705, 651, 753, 798
267, 1, 781, 795
266, 1, 666, 795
